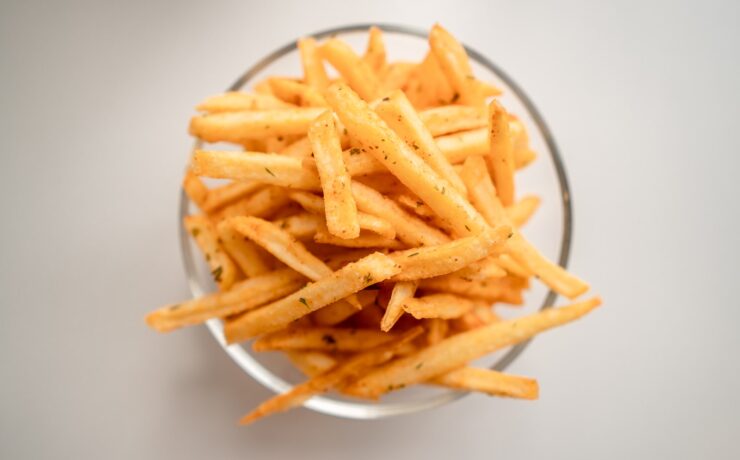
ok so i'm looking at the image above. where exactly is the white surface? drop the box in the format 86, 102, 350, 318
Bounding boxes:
1, 0, 738, 458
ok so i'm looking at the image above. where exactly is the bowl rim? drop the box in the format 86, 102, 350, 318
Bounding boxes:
179, 23, 573, 419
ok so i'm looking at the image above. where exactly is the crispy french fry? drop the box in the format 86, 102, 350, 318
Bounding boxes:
425, 318, 449, 345
239, 326, 422, 424
225, 252, 402, 341
496, 253, 533, 278
375, 90, 466, 194
354, 173, 410, 195
254, 327, 398, 352
200, 181, 262, 213
431, 368, 538, 399
145, 268, 306, 332
435, 128, 488, 163
389, 225, 512, 281
460, 155, 508, 226
192, 151, 321, 191
362, 26, 387, 74
195, 91, 294, 112
344, 297, 601, 398
450, 306, 500, 331
326, 83, 487, 236
509, 116, 537, 169
420, 105, 487, 137
215, 186, 291, 221
453, 256, 508, 280
476, 80, 503, 98
313, 289, 378, 326
429, 24, 483, 106
320, 38, 381, 101
182, 171, 208, 209
506, 195, 541, 228
280, 136, 313, 158
216, 221, 272, 277
419, 275, 525, 305
314, 226, 403, 250
381, 281, 418, 332
308, 111, 361, 239
380, 61, 415, 92
486, 100, 516, 205
298, 37, 330, 90
272, 212, 322, 240
189, 108, 324, 143
252, 79, 274, 95
286, 351, 337, 377
402, 294, 479, 319
183, 215, 239, 290
269, 77, 328, 107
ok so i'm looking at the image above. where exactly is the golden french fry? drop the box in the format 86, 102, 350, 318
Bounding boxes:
312, 288, 378, 326
308, 111, 361, 239
200, 181, 262, 214
344, 297, 602, 398
419, 274, 525, 305
401, 294, 479, 319
476, 80, 503, 98
286, 351, 337, 377
263, 134, 296, 153
215, 186, 291, 221
420, 105, 487, 136
431, 368, 539, 399
496, 253, 533, 278
515, 148, 537, 169
381, 281, 418, 332
435, 128, 488, 163
362, 26, 387, 74
320, 38, 381, 101
269, 77, 328, 107
279, 136, 313, 158
506, 195, 541, 228
375, 90, 466, 194
509, 115, 537, 169
192, 151, 321, 191
320, 249, 377, 271
380, 61, 415, 92
450, 305, 500, 331
326, 83, 487, 237
486, 100, 516, 205
239, 326, 422, 424
254, 327, 398, 352
425, 318, 449, 345
429, 24, 483, 106
251, 78, 274, 95
225, 252, 402, 341
189, 107, 324, 143
183, 215, 239, 290
145, 268, 306, 332
314, 225, 403, 250
216, 220, 272, 277
298, 37, 330, 90
195, 91, 294, 112
354, 173, 410, 195
272, 212, 322, 240
392, 193, 456, 234
460, 155, 508, 226
453, 256, 508, 281
182, 171, 209, 209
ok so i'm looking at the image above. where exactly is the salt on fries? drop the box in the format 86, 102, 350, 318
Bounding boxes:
147, 24, 600, 425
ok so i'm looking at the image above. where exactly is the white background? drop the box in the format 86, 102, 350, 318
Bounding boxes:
1, 0, 738, 458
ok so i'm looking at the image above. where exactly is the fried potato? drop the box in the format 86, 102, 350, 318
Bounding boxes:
216, 220, 272, 277
420, 105, 487, 137
362, 26, 387, 74
425, 318, 449, 345
286, 351, 337, 377
312, 289, 378, 326
272, 212, 322, 240
419, 275, 525, 305
269, 77, 328, 107
195, 91, 294, 112
486, 100, 515, 206
320, 38, 381, 101
506, 195, 541, 228
215, 186, 291, 221
183, 215, 239, 290
429, 24, 483, 106
298, 37, 330, 90
189, 107, 324, 143
402, 294, 480, 320
431, 368, 539, 399
254, 327, 398, 352
381, 281, 418, 332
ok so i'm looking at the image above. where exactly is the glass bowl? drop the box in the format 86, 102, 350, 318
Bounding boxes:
179, 23, 572, 420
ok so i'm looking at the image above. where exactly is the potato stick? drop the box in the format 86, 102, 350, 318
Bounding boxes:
389, 225, 512, 281
200, 180, 262, 214
286, 351, 337, 377
252, 79, 274, 95
506, 195, 541, 228
451, 306, 500, 332
298, 37, 330, 91
354, 173, 410, 196
380, 61, 415, 92
476, 80, 503, 98
189, 108, 325, 143
435, 128, 487, 165
263, 135, 294, 153
314, 226, 403, 250
381, 281, 418, 332
225, 252, 402, 342
183, 215, 239, 290
254, 327, 398, 352
486, 100, 516, 205
430, 368, 538, 400
326, 83, 487, 237
239, 326, 422, 424
351, 181, 449, 247
287, 190, 325, 213
321, 249, 376, 271
320, 38, 381, 101
192, 151, 321, 191
308, 111, 361, 239
393, 192, 435, 218
417, 52, 456, 106
453, 256, 508, 280
313, 289, 378, 326
269, 77, 328, 107
496, 253, 533, 278
425, 318, 449, 345
145, 268, 306, 332
280, 136, 313, 158
216, 221, 272, 277
429, 24, 483, 106
182, 171, 208, 209
344, 149, 385, 176
375, 90, 466, 194
402, 294, 479, 319
509, 116, 537, 169
362, 26, 387, 74
515, 148, 537, 169
419, 275, 525, 305
460, 155, 508, 226
343, 296, 601, 398
419, 105, 487, 137
195, 91, 294, 113
352, 302, 385, 329
216, 186, 291, 221
272, 212, 322, 240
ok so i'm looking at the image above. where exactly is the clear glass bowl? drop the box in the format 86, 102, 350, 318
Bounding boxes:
179, 24, 572, 420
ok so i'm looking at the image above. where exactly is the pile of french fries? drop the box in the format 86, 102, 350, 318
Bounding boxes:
146, 24, 601, 425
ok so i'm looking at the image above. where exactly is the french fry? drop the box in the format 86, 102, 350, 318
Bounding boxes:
298, 37, 330, 90
269, 77, 328, 107
375, 90, 466, 193
509, 116, 537, 169
453, 256, 508, 281
192, 151, 321, 191
216, 220, 272, 277
343, 297, 601, 398
182, 171, 209, 209
215, 186, 291, 221
420, 105, 487, 136
195, 91, 294, 112
253, 327, 398, 352
380, 61, 415, 92
506, 195, 541, 228
515, 148, 537, 169
239, 326, 422, 424
362, 26, 387, 74
313, 289, 378, 326
425, 318, 449, 345
381, 281, 418, 332
272, 212, 322, 240
486, 100, 516, 206
263, 134, 296, 153
320, 38, 381, 101
189, 107, 324, 143
200, 180, 262, 214
430, 368, 539, 400
354, 173, 409, 195
183, 215, 239, 290
476, 80, 503, 98
429, 24, 483, 106
450, 306, 500, 332
419, 275, 525, 305
224, 252, 401, 341
496, 253, 533, 278
252, 79, 274, 95
279, 136, 313, 158
314, 226, 403, 250
352, 302, 385, 329
326, 83, 488, 237
145, 268, 306, 332
460, 155, 508, 226
435, 128, 488, 163
308, 111, 361, 239
401, 294, 480, 319
389, 225, 512, 281
286, 351, 337, 377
